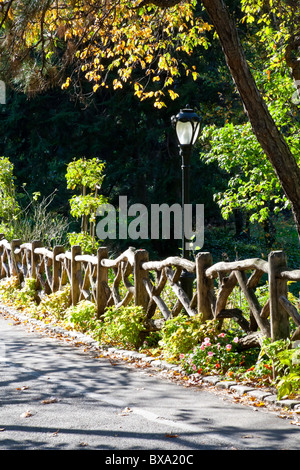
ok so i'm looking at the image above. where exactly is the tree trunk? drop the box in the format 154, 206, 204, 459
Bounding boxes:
201, 0, 300, 240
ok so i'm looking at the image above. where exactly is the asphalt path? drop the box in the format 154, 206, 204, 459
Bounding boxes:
0, 309, 299, 456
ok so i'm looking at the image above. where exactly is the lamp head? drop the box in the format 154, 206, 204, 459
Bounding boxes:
171, 105, 201, 148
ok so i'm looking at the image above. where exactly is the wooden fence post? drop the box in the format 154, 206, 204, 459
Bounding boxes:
235, 270, 270, 337
269, 250, 289, 341
134, 249, 149, 311
96, 247, 108, 318
52, 245, 65, 292
31, 240, 42, 280
71, 245, 82, 306
10, 239, 21, 278
196, 252, 214, 320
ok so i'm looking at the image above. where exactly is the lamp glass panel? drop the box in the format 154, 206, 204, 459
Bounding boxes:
192, 121, 200, 144
176, 121, 193, 145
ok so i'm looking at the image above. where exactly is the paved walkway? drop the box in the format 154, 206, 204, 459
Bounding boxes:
1, 305, 300, 452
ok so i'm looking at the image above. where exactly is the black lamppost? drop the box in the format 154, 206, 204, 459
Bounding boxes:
171, 105, 201, 298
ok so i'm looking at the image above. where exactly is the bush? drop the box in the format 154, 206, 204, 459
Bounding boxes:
15, 278, 38, 306
0, 276, 21, 303
276, 347, 300, 399
67, 232, 100, 255
34, 286, 71, 320
180, 329, 258, 376
159, 315, 219, 361
9, 189, 69, 247
65, 300, 97, 332
257, 337, 300, 399
0, 277, 38, 307
97, 305, 146, 349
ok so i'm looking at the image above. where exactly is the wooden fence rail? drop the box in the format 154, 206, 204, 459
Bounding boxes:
0, 235, 299, 344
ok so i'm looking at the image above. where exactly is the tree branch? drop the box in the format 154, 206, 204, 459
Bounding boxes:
134, 0, 180, 8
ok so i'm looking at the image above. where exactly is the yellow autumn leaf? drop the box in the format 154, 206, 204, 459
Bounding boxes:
154, 101, 166, 109
61, 77, 71, 90
168, 89, 179, 100
113, 79, 123, 90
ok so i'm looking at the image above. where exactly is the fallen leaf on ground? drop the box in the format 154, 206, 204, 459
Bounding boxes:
41, 397, 59, 404
20, 410, 32, 418
120, 407, 132, 415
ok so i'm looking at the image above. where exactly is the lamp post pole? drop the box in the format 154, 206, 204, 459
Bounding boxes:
171, 105, 201, 300
181, 145, 191, 260
180, 144, 194, 300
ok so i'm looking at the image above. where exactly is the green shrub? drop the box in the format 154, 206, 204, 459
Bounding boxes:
140, 331, 162, 350
35, 285, 71, 320
65, 300, 97, 332
276, 347, 300, 399
259, 337, 300, 399
159, 315, 219, 361
0, 276, 20, 303
12, 191, 69, 247
16, 278, 38, 306
98, 305, 146, 349
181, 329, 258, 376
67, 232, 100, 255
0, 277, 38, 307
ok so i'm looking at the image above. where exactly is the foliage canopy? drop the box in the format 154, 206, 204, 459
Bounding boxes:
0, 0, 212, 108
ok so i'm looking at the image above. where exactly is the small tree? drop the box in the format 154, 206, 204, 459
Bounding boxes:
0, 156, 20, 239
66, 157, 108, 253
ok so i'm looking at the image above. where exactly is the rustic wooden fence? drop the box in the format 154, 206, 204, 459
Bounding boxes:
0, 235, 300, 344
